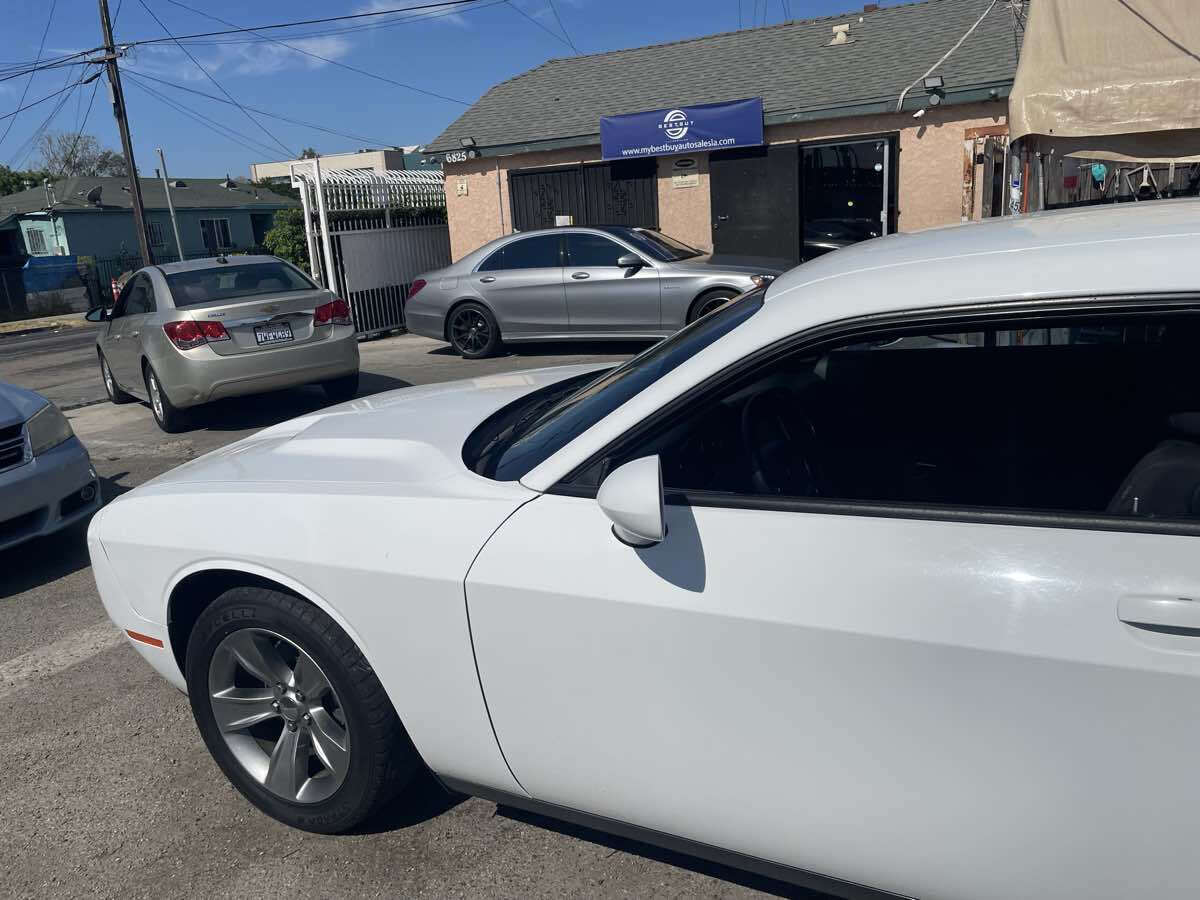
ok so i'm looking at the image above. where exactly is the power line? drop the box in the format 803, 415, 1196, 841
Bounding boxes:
505, 1, 575, 51
170, 0, 505, 46
0, 0, 59, 152
10, 68, 91, 169
124, 69, 403, 150
161, 0, 472, 106
546, 0, 579, 54
0, 74, 96, 125
58, 74, 106, 176
124, 74, 284, 158
123, 0, 484, 47
135, 0, 296, 158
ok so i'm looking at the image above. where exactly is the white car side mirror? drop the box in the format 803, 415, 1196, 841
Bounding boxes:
597, 455, 664, 547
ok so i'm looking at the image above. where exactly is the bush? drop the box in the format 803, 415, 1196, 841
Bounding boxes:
263, 208, 309, 269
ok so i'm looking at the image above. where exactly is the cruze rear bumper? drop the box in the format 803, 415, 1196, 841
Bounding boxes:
153, 326, 360, 408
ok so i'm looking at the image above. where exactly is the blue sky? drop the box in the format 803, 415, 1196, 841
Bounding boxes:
1, 0, 908, 178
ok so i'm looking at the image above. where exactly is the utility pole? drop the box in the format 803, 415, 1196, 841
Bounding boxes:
98, 0, 153, 265
156, 148, 184, 261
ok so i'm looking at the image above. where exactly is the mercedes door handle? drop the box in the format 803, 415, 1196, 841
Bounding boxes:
1118, 595, 1200, 634
479, 276, 496, 283
571, 272, 590, 280
130, 330, 140, 338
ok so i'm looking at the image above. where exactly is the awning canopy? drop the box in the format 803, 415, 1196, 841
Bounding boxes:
1009, 0, 1200, 161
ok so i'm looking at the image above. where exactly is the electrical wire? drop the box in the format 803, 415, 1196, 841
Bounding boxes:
0, 0, 59, 152
135, 0, 296, 158
895, 0, 999, 112
10, 67, 89, 169
123, 70, 402, 149
123, 74, 285, 158
546, 0, 580, 54
57, 73, 105, 176
122, 0, 485, 47
161, 0, 471, 106
0, 75, 95, 124
505, 1, 575, 51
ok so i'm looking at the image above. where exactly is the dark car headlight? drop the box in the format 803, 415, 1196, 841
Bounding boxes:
750, 274, 776, 288
26, 403, 74, 457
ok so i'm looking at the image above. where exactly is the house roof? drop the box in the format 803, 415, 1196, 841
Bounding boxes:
0, 176, 297, 224
426, 0, 1021, 155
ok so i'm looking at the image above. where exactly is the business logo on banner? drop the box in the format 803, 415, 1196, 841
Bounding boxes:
601, 98, 764, 161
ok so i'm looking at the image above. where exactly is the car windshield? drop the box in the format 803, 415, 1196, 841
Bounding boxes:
468, 288, 765, 481
166, 262, 317, 307
623, 228, 704, 262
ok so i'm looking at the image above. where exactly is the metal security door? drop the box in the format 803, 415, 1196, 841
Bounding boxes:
509, 161, 658, 231
709, 144, 799, 263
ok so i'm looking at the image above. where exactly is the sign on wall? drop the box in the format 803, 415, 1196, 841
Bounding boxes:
600, 98, 764, 161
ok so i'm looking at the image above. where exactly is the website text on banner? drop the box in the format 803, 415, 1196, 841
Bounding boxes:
600, 98, 765, 161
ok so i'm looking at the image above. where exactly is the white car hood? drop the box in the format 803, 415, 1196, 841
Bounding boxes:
143, 363, 609, 490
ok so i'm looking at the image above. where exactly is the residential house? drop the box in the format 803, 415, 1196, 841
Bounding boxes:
0, 176, 298, 262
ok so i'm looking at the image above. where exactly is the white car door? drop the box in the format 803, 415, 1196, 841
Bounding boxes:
465, 303, 1200, 900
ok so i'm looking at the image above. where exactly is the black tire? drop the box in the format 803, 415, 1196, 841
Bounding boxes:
185, 586, 420, 834
322, 371, 360, 404
144, 363, 187, 433
99, 353, 133, 404
446, 302, 501, 359
687, 289, 739, 324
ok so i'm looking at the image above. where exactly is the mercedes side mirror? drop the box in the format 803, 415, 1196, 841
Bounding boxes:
597, 455, 664, 547
84, 306, 108, 322
617, 253, 644, 272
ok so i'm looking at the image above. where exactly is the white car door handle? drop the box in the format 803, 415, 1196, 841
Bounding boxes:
1118, 595, 1200, 634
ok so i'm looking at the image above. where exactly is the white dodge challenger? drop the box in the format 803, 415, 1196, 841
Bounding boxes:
91, 200, 1200, 900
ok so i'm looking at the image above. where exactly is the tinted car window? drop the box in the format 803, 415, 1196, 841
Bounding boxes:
583, 312, 1200, 522
124, 275, 154, 315
566, 234, 628, 267
478, 235, 562, 272
469, 288, 764, 481
166, 262, 316, 307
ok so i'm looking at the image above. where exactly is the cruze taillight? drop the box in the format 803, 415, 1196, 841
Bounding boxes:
407, 279, 426, 300
314, 297, 352, 326
163, 319, 229, 350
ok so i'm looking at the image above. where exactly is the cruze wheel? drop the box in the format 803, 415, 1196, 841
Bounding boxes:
99, 353, 133, 404
186, 586, 420, 833
448, 302, 500, 359
144, 363, 187, 433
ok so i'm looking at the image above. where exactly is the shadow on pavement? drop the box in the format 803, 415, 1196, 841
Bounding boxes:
186, 373, 412, 433
428, 340, 653, 359
495, 805, 829, 899
352, 770, 465, 835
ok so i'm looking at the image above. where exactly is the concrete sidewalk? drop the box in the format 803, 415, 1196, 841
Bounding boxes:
0, 311, 88, 338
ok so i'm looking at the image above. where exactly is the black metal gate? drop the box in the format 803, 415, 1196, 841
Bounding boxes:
508, 160, 658, 231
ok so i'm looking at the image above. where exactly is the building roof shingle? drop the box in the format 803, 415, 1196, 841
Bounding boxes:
427, 0, 1021, 154
0, 176, 297, 224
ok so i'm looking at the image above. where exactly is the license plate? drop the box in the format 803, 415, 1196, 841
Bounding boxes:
254, 322, 294, 345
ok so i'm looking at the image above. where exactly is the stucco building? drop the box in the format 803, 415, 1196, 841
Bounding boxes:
425, 0, 1021, 263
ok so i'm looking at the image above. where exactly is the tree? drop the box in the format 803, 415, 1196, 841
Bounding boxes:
36, 131, 127, 177
0, 165, 51, 197
263, 208, 309, 269
252, 178, 300, 202
299, 147, 320, 159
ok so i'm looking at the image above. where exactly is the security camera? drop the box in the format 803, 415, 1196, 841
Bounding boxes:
912, 108, 926, 119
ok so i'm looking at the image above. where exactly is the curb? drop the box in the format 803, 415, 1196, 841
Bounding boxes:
0, 325, 57, 340
61, 397, 109, 412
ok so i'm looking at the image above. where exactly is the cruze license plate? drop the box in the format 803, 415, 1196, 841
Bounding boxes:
254, 322, 294, 345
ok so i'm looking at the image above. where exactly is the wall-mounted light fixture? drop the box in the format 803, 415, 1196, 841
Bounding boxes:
923, 75, 944, 91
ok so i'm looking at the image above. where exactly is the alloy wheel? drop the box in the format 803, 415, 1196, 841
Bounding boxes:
148, 372, 164, 421
450, 309, 491, 355
207, 627, 351, 804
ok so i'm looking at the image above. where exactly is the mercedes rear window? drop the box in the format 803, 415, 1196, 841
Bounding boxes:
166, 262, 317, 307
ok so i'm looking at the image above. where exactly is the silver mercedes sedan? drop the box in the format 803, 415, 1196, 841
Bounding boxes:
86, 256, 360, 432
405, 226, 784, 357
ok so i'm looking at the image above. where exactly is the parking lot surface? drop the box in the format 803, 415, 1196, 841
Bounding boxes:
0, 329, 817, 899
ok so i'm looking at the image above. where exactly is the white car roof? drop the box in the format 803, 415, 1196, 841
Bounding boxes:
521, 200, 1200, 492
763, 198, 1200, 330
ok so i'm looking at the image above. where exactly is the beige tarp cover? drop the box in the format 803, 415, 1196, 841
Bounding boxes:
1009, 0, 1200, 161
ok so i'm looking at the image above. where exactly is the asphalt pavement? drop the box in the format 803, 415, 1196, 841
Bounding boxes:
0, 329, 818, 899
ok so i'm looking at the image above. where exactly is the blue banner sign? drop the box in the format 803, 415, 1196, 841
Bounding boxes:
600, 98, 764, 161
